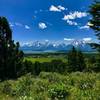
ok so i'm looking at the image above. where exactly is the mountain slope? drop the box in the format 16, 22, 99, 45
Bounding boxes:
20, 40, 96, 52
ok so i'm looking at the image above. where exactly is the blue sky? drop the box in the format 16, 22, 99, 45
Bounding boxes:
0, 0, 98, 44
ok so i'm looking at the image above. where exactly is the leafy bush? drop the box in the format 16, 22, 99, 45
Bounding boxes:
1, 81, 12, 95
48, 83, 69, 100
14, 73, 33, 96
33, 79, 49, 93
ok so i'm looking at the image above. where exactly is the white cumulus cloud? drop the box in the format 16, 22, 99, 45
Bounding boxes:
79, 22, 91, 30
39, 22, 47, 29
62, 11, 87, 20
58, 5, 65, 11
49, 5, 61, 12
49, 5, 66, 12
15, 22, 23, 27
25, 25, 30, 30
79, 25, 89, 29
83, 38, 92, 42
64, 38, 74, 41
10, 22, 31, 30
67, 20, 78, 26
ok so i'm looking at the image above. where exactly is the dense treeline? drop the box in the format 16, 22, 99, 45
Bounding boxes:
23, 52, 100, 76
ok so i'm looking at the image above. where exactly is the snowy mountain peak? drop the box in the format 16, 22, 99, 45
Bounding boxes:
71, 40, 85, 47
20, 40, 95, 52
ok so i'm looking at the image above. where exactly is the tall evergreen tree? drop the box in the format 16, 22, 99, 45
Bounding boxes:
89, 0, 100, 51
67, 47, 78, 72
67, 47, 86, 72
0, 17, 24, 80
89, 0, 100, 71
77, 50, 86, 71
34, 61, 41, 75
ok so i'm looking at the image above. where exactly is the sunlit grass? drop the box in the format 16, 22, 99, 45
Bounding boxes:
24, 57, 67, 63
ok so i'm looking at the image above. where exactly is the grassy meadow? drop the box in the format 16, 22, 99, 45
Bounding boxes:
0, 72, 100, 100
24, 52, 98, 64
25, 57, 67, 63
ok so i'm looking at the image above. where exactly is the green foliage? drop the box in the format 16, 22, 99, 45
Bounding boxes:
0, 72, 100, 100
67, 47, 86, 72
23, 59, 67, 75
14, 74, 33, 96
34, 61, 41, 75
48, 83, 69, 100
39, 72, 63, 83
34, 79, 49, 94
85, 53, 100, 72
1, 81, 12, 95
25, 57, 66, 63
24, 52, 100, 74
88, 0, 100, 72
0, 17, 24, 80
23, 60, 34, 74
89, 0, 100, 52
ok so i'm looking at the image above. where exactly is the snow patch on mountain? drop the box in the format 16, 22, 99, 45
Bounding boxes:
20, 40, 95, 52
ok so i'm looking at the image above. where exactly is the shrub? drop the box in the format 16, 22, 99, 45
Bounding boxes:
48, 83, 69, 100
1, 81, 12, 95
34, 79, 49, 93
39, 72, 65, 83
14, 73, 33, 96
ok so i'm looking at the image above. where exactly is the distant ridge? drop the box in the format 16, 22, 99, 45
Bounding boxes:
20, 40, 96, 53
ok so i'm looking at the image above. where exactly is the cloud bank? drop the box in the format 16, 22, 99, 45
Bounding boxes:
62, 11, 87, 20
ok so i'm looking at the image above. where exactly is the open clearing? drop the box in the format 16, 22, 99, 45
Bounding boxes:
24, 57, 67, 63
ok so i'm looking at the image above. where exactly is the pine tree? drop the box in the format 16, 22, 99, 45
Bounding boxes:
34, 61, 41, 75
89, 0, 100, 71
67, 47, 77, 72
0, 17, 24, 80
89, 0, 100, 51
77, 50, 86, 71
67, 47, 86, 72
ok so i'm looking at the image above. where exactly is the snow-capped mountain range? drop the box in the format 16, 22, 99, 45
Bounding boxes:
20, 40, 96, 52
